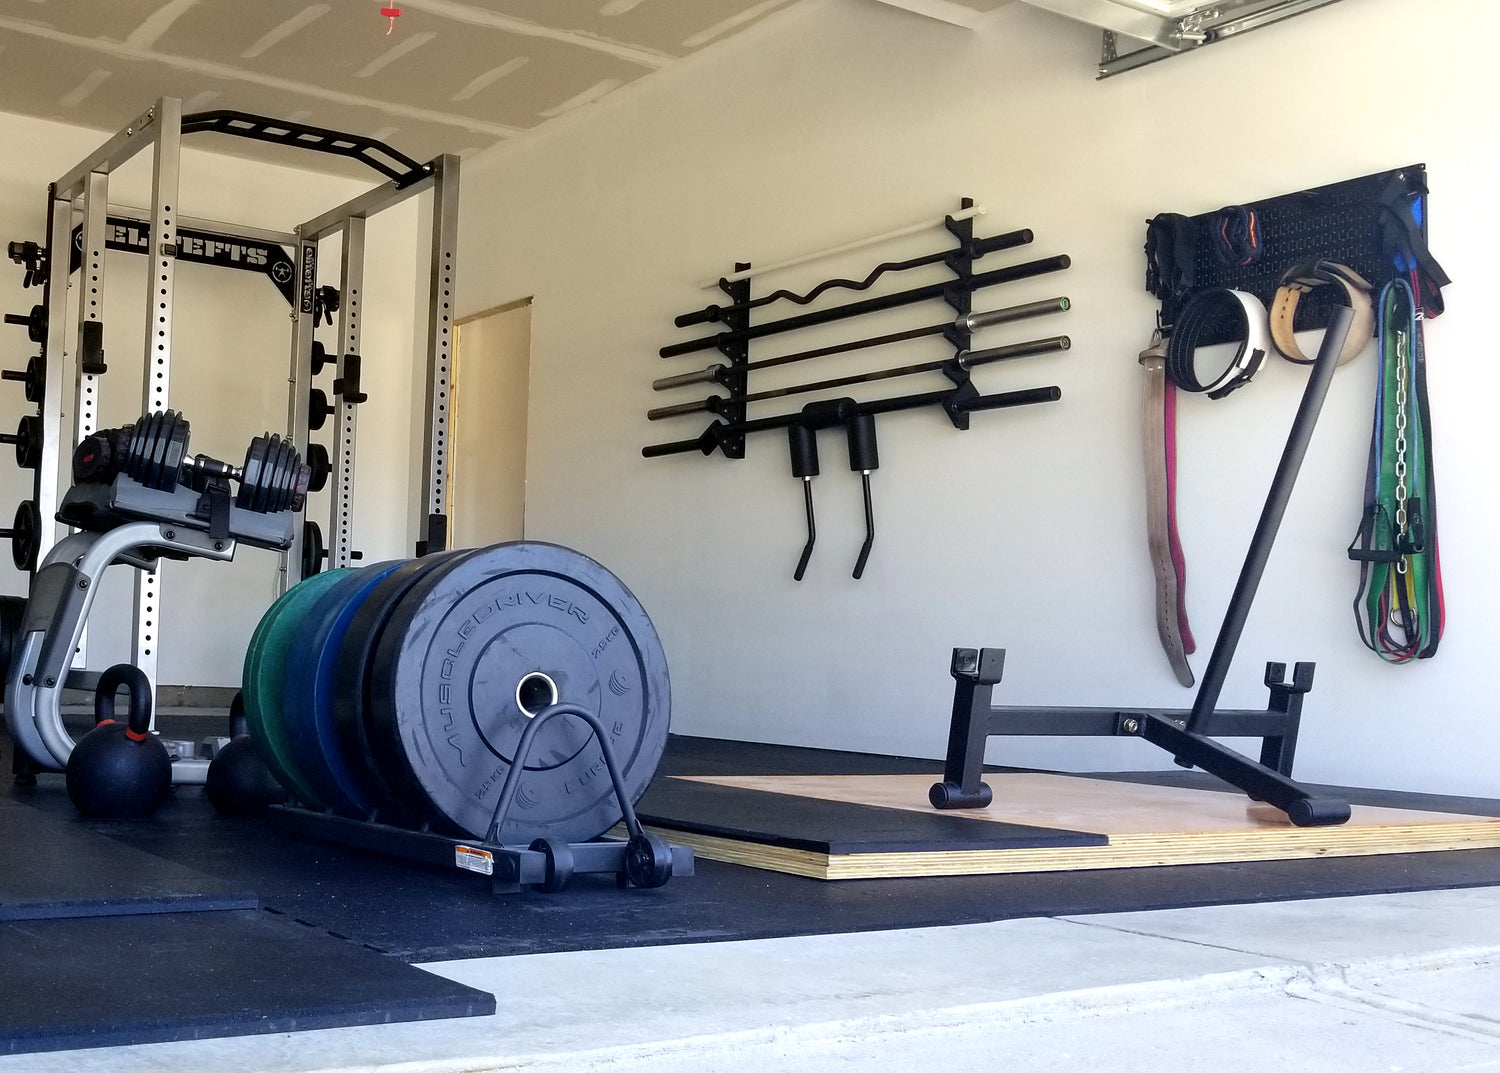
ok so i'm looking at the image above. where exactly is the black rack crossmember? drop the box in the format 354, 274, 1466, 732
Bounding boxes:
182, 111, 430, 187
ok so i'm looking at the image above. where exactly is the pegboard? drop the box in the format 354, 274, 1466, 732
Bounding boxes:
1151, 164, 1428, 347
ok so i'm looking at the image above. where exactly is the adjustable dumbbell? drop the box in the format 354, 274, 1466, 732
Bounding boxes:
0, 415, 43, 469
0, 500, 40, 571
2, 355, 44, 403
4, 304, 46, 343
74, 411, 311, 515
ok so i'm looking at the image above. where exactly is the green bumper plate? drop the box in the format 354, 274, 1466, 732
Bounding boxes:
242, 570, 351, 807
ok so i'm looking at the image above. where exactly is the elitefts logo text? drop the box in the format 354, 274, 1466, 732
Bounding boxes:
300, 246, 317, 313
81, 220, 273, 266
68, 215, 300, 306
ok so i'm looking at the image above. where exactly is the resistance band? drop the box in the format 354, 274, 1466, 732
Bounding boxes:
1348, 276, 1444, 662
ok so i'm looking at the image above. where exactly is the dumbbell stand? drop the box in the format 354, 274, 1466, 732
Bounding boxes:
5, 520, 235, 777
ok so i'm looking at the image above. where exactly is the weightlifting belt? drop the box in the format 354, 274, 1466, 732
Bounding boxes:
1269, 261, 1374, 365
1139, 332, 1196, 687
1143, 288, 1266, 685
1165, 288, 1270, 398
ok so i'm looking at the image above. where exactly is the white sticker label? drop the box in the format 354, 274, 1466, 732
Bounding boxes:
455, 845, 494, 876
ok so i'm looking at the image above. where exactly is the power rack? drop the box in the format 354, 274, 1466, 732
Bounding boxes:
4, 98, 459, 727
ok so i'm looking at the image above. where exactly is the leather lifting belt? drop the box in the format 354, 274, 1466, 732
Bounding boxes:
1269, 261, 1374, 365
1139, 332, 1196, 687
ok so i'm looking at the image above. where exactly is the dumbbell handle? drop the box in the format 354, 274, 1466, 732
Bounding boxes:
185, 453, 244, 482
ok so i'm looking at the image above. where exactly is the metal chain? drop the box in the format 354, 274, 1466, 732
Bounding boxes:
1392, 329, 1409, 577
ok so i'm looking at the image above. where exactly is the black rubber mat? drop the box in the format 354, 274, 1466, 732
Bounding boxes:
636, 777, 1106, 853
0, 908, 495, 1055
9, 732, 1500, 962
0, 795, 255, 921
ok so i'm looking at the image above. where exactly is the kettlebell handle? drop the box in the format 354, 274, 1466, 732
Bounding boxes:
229, 691, 248, 739
94, 664, 153, 739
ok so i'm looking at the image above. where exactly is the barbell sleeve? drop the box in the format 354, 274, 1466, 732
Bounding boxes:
646, 335, 1069, 420
653, 296, 1070, 394
648, 396, 721, 421
965, 296, 1070, 331
652, 364, 726, 391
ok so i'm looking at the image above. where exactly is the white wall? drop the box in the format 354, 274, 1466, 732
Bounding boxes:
451, 302, 531, 547
457, 0, 1500, 795
0, 110, 422, 687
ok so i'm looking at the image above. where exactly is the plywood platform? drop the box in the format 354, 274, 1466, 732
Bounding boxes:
641, 774, 1500, 880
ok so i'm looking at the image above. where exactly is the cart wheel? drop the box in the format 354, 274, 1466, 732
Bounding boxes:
528, 837, 575, 893
624, 832, 674, 889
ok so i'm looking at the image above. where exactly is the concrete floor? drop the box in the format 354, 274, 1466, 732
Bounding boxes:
7, 884, 1500, 1072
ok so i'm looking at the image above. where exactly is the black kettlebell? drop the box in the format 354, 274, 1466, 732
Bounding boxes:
205, 692, 287, 817
66, 664, 172, 819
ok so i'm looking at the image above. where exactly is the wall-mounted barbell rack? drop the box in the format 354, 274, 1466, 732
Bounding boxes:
2, 98, 458, 733
644, 198, 1074, 579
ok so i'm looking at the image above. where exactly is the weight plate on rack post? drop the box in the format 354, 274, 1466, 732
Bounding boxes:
9, 500, 38, 572
366, 542, 671, 844
330, 553, 467, 826
301, 520, 325, 578
281, 561, 404, 818
242, 569, 351, 807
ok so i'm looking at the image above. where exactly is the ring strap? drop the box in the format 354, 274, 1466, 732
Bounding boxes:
1140, 335, 1196, 686
1165, 288, 1270, 399
1270, 261, 1374, 365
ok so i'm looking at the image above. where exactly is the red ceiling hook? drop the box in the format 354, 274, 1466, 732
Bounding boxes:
380, 6, 401, 35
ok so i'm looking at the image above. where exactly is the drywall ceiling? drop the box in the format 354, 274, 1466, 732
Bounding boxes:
870, 0, 1013, 28
0, 0, 806, 174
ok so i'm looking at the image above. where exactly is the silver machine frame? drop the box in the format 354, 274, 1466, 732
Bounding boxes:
19, 97, 459, 764
9, 525, 238, 783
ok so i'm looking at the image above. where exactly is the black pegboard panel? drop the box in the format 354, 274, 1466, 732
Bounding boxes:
1153, 164, 1427, 346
